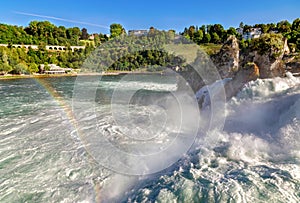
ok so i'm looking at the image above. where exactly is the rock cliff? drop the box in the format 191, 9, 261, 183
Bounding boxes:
211, 35, 240, 78
225, 62, 260, 100
177, 33, 291, 102
240, 33, 289, 78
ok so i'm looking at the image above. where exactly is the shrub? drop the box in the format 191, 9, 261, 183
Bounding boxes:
250, 33, 284, 58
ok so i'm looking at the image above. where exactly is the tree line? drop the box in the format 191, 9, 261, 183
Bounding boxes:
1, 18, 300, 74
181, 18, 300, 52
82, 28, 185, 72
0, 44, 95, 74
0, 21, 109, 46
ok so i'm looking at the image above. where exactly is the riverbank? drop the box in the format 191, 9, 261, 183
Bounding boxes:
0, 71, 166, 80
0, 74, 78, 80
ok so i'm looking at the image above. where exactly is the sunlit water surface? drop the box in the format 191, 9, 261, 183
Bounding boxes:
0, 75, 300, 202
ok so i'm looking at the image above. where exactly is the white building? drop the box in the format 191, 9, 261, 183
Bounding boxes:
128, 30, 148, 36
41, 64, 72, 74
242, 28, 262, 40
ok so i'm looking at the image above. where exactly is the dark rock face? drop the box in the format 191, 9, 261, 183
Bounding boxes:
177, 52, 218, 93
225, 62, 260, 100
286, 61, 300, 74
211, 35, 239, 78
253, 53, 285, 78
177, 36, 240, 93
177, 64, 206, 93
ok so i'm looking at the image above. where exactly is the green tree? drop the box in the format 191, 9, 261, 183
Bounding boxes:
211, 32, 221, 43
256, 24, 268, 33
227, 27, 238, 36
188, 26, 195, 40
28, 63, 39, 73
267, 23, 277, 32
243, 24, 252, 33
194, 29, 204, 44
250, 33, 284, 57
110, 23, 125, 38
49, 55, 59, 64
38, 42, 47, 51
202, 33, 211, 43
1, 51, 9, 64
277, 20, 291, 34
212, 24, 225, 37
292, 18, 300, 31
0, 63, 12, 74
239, 22, 244, 29
26, 21, 39, 37
81, 28, 89, 40
149, 26, 156, 36
14, 63, 28, 74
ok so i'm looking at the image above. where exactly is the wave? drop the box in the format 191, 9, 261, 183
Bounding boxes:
122, 74, 300, 202
100, 80, 177, 92
1, 75, 299, 202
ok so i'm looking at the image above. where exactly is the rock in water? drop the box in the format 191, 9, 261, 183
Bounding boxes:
178, 34, 291, 102
240, 33, 290, 78
195, 62, 260, 107
177, 51, 217, 93
286, 61, 300, 74
225, 62, 260, 100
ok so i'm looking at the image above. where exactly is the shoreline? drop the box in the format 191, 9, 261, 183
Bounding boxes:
0, 74, 78, 80
1, 70, 298, 81
0, 71, 165, 80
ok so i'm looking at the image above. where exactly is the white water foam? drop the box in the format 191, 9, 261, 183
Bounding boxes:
101, 80, 177, 92
123, 74, 300, 202
1, 74, 300, 202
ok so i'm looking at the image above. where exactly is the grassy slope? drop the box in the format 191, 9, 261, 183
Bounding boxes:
164, 43, 222, 64
199, 43, 222, 55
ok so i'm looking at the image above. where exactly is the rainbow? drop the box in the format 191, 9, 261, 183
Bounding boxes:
33, 76, 103, 202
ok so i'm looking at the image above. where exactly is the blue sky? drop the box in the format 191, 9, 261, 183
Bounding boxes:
0, 0, 299, 34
